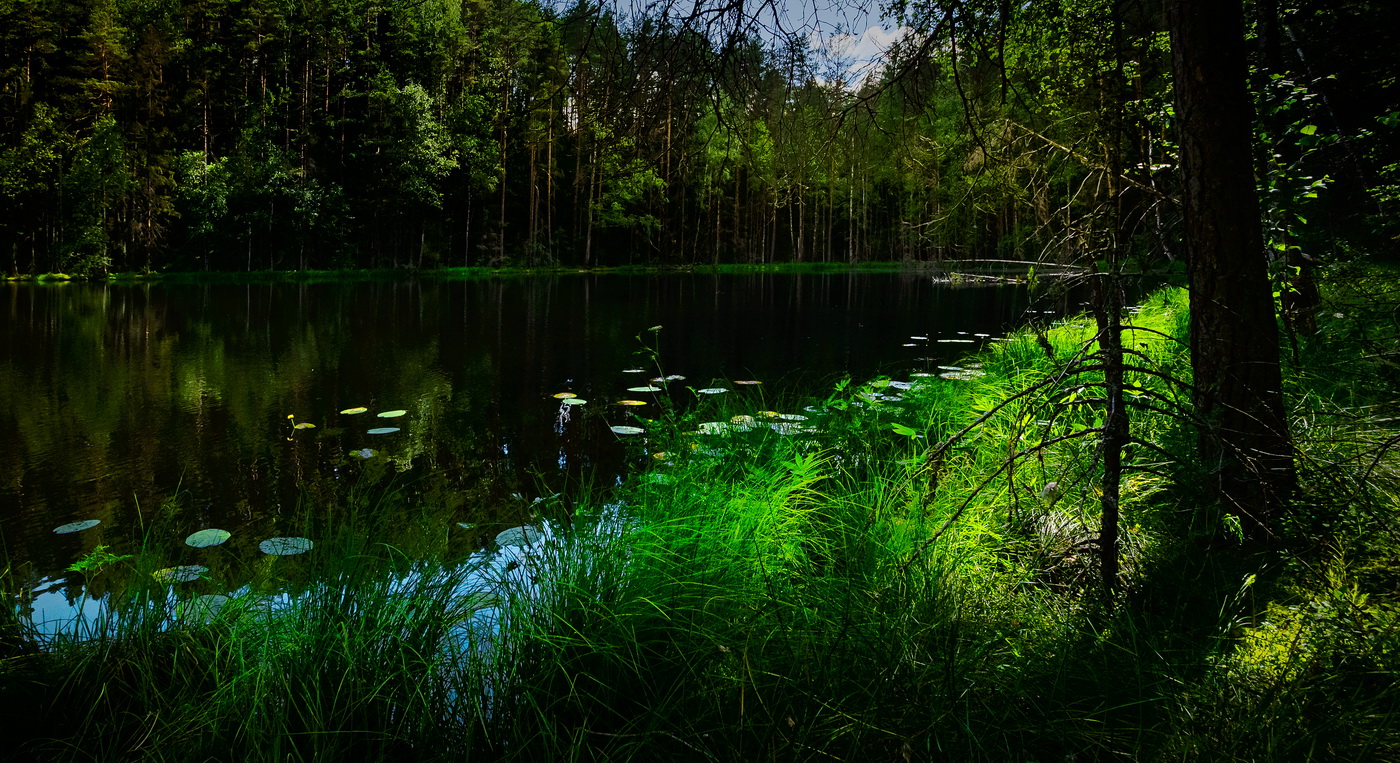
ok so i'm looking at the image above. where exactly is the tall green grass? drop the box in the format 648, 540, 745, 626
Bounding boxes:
4, 285, 1399, 760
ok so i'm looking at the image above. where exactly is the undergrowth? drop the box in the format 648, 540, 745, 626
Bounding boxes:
2, 285, 1399, 760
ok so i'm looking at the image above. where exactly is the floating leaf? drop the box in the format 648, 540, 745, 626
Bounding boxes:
732, 380, 762, 385
340, 407, 369, 415
353, 448, 375, 458
610, 425, 645, 435
651, 375, 686, 383
180, 594, 230, 622
652, 452, 670, 460
377, 410, 407, 418
729, 415, 757, 430
698, 421, 729, 434
910, 335, 928, 340
153, 565, 207, 583
561, 398, 587, 405
495, 525, 542, 547
457, 522, 476, 530
552, 392, 578, 399
627, 386, 662, 393
695, 387, 729, 395
185, 528, 231, 548
259, 537, 314, 556
776, 413, 809, 421
622, 368, 647, 373
293, 422, 316, 430
616, 400, 647, 406
902, 343, 917, 347
367, 427, 400, 435
53, 520, 100, 534
757, 410, 781, 418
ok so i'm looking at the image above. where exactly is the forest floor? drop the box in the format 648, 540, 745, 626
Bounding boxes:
2, 271, 1398, 761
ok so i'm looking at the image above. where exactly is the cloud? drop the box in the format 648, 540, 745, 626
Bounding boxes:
807, 24, 912, 88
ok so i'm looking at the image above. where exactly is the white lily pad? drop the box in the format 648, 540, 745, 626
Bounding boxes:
367, 427, 400, 435
495, 525, 542, 547
54, 520, 100, 534
185, 528, 231, 548
776, 413, 809, 421
610, 425, 645, 435
153, 565, 207, 583
377, 410, 407, 418
353, 448, 375, 458
627, 386, 662, 393
698, 421, 729, 434
259, 537, 314, 556
561, 398, 587, 405
340, 407, 369, 415
622, 369, 647, 373
696, 387, 729, 395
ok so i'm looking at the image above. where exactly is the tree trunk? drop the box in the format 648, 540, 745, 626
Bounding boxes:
1168, 0, 1295, 541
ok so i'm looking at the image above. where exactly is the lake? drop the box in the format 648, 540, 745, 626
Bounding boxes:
1, 270, 1074, 619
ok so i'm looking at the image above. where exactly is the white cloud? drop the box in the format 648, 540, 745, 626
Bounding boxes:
807, 24, 912, 88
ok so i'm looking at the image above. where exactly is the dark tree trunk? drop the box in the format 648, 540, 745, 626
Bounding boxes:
1168, 0, 1296, 541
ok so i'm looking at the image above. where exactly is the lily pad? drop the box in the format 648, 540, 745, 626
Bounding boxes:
259, 537, 314, 556
695, 387, 729, 395
561, 398, 587, 405
377, 410, 407, 418
153, 565, 207, 583
552, 392, 578, 399
616, 400, 647, 406
495, 525, 543, 547
622, 368, 647, 373
733, 380, 762, 385
185, 528, 231, 548
353, 448, 375, 458
457, 522, 476, 530
53, 520, 100, 534
367, 427, 400, 435
292, 422, 316, 430
179, 594, 230, 622
610, 425, 645, 435
340, 407, 369, 415
627, 386, 663, 393
776, 413, 809, 421
698, 421, 729, 434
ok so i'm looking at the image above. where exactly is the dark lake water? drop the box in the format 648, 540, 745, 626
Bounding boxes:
2, 271, 1073, 615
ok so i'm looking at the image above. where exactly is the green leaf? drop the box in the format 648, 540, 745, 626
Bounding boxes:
1300, 124, 1317, 136
891, 422, 918, 437
153, 565, 208, 583
54, 520, 101, 534
259, 537, 314, 555
185, 529, 231, 548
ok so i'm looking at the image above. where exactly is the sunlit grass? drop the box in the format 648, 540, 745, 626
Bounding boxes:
4, 285, 1400, 760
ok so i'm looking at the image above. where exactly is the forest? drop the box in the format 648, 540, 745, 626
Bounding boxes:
5, 0, 1400, 760
1, 0, 1394, 275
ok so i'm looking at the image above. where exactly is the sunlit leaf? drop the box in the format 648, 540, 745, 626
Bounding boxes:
552, 392, 578, 399
340, 407, 368, 415
610, 425, 645, 435
495, 525, 542, 547
627, 386, 662, 393
733, 380, 762, 385
377, 410, 407, 418
776, 413, 809, 421
293, 422, 316, 430
457, 522, 476, 530
698, 421, 729, 434
561, 398, 587, 405
616, 400, 647, 406
53, 520, 100, 534
622, 369, 647, 373
367, 427, 400, 435
259, 537, 314, 555
153, 565, 207, 583
695, 387, 729, 395
353, 448, 375, 458
185, 529, 231, 548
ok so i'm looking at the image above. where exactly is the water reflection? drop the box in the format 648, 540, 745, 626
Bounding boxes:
1, 272, 1062, 601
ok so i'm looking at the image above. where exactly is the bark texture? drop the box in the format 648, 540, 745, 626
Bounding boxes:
1168, 0, 1296, 539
